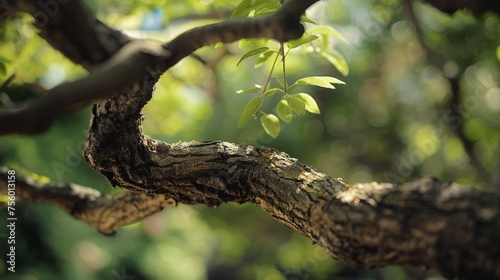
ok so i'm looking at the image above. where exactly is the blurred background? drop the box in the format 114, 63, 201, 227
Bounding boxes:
0, 0, 499, 279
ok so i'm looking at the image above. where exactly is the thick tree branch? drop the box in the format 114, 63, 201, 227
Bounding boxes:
4, 140, 500, 279
0, 166, 174, 235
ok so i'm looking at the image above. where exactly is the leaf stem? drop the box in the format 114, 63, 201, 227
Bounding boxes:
263, 46, 283, 93
281, 43, 287, 94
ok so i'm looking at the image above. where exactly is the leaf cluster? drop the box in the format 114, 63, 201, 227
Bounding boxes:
232, 0, 348, 138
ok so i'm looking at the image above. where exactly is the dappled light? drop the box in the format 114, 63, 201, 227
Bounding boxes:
1, 0, 499, 279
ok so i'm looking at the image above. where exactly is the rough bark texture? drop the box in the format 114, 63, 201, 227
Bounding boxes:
1, 0, 499, 279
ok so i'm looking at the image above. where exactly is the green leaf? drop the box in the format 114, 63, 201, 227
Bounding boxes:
255, 50, 276, 68
286, 34, 319, 49
263, 88, 281, 96
231, 0, 280, 17
301, 15, 317, 25
319, 50, 349, 76
214, 42, 224, 49
309, 25, 349, 44
295, 93, 320, 114
238, 96, 263, 128
236, 85, 261, 94
276, 99, 292, 122
237, 47, 269, 66
238, 39, 249, 48
295, 76, 344, 89
260, 113, 281, 138
287, 95, 306, 115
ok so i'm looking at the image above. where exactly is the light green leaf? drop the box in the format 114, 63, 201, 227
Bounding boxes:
255, 50, 276, 68
236, 85, 261, 94
237, 47, 269, 66
286, 34, 319, 49
214, 42, 224, 49
238, 39, 249, 48
276, 99, 292, 122
231, 0, 280, 17
260, 114, 281, 138
263, 88, 281, 96
295, 93, 320, 114
238, 96, 263, 128
320, 50, 349, 76
301, 15, 317, 25
295, 76, 339, 89
309, 25, 349, 44
287, 95, 306, 115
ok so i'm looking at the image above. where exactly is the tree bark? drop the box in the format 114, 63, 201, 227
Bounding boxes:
0, 0, 499, 279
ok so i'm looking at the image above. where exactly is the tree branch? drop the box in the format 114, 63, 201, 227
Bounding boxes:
4, 140, 500, 278
0, 40, 170, 135
0, 166, 174, 235
0, 0, 316, 135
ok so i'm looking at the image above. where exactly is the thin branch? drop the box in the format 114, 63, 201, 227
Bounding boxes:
0, 166, 175, 235
0, 40, 170, 135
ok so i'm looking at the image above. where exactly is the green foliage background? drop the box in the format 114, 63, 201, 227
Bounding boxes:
0, 0, 499, 279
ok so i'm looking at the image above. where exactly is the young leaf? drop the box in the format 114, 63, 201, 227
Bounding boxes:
255, 50, 276, 68
276, 99, 292, 122
260, 113, 281, 138
287, 34, 319, 49
287, 95, 306, 115
309, 25, 349, 44
295, 93, 320, 114
231, 0, 280, 17
263, 88, 282, 96
238, 96, 263, 128
301, 15, 317, 25
236, 85, 261, 94
231, 0, 266, 17
319, 50, 349, 76
237, 47, 269, 66
295, 76, 337, 89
